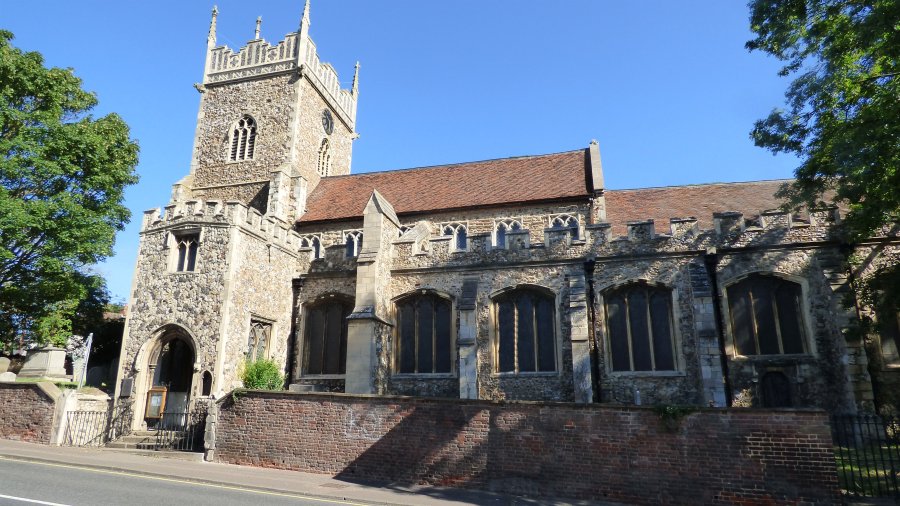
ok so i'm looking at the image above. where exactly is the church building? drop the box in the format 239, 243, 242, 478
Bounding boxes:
115, 2, 900, 426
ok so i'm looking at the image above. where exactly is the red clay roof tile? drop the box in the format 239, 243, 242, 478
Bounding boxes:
300, 149, 591, 223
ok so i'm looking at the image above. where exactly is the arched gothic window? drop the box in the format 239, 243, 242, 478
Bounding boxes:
345, 231, 363, 258
494, 288, 556, 373
303, 298, 353, 375
605, 282, 676, 372
495, 219, 522, 248
300, 235, 322, 259
247, 320, 271, 361
727, 274, 806, 356
175, 234, 199, 272
395, 293, 453, 374
317, 138, 331, 176
229, 115, 257, 161
550, 214, 579, 239
442, 223, 467, 251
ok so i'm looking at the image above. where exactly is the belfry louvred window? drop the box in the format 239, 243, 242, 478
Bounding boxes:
175, 234, 199, 272
229, 115, 257, 161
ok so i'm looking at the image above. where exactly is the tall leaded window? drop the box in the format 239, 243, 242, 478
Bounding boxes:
495, 219, 522, 249
317, 138, 331, 176
442, 223, 467, 251
175, 234, 199, 272
494, 288, 556, 373
303, 299, 352, 375
727, 274, 806, 356
345, 231, 363, 258
247, 320, 272, 361
605, 283, 676, 372
229, 115, 257, 161
395, 293, 453, 374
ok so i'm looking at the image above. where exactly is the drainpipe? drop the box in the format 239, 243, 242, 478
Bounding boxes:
704, 249, 733, 407
584, 258, 602, 403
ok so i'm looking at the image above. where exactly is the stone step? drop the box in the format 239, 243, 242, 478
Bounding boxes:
100, 447, 204, 462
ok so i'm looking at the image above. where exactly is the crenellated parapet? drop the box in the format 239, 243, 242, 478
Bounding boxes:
141, 199, 303, 256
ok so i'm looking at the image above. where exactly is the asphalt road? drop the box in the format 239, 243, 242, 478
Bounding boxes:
0, 459, 370, 506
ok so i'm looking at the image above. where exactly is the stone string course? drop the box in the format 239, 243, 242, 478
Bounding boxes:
215, 391, 839, 505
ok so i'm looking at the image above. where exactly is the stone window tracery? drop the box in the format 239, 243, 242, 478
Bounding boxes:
395, 293, 453, 374
300, 235, 322, 259
442, 223, 467, 251
727, 274, 806, 356
494, 288, 556, 373
303, 299, 352, 375
605, 282, 676, 372
247, 320, 272, 361
317, 138, 331, 176
550, 214, 579, 239
494, 219, 522, 248
344, 231, 363, 258
229, 115, 257, 162
175, 234, 199, 272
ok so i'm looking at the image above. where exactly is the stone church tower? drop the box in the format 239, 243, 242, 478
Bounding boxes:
116, 1, 358, 423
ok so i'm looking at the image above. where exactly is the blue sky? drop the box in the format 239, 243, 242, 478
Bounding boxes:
3, 1, 798, 301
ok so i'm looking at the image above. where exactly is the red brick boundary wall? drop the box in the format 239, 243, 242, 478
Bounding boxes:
214, 391, 839, 505
0, 383, 59, 444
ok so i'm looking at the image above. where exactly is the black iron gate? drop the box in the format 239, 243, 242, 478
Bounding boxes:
831, 414, 900, 499
63, 400, 134, 447
153, 403, 207, 452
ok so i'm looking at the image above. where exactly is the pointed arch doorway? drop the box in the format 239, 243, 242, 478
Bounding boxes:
143, 327, 197, 427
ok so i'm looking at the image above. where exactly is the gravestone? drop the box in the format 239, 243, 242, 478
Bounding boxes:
0, 371, 15, 382
0, 357, 9, 374
19, 347, 68, 379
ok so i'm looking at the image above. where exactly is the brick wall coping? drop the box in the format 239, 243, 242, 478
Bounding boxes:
0, 382, 62, 402
221, 388, 828, 416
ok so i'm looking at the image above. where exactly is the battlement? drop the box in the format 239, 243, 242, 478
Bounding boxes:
203, 3, 358, 125
142, 199, 303, 255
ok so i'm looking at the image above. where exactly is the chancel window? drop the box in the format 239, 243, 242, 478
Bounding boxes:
727, 274, 806, 356
345, 231, 363, 258
229, 115, 257, 162
303, 299, 352, 375
247, 320, 272, 361
495, 219, 522, 248
395, 293, 453, 374
494, 289, 556, 373
442, 223, 467, 251
175, 234, 199, 272
605, 283, 676, 372
317, 138, 331, 176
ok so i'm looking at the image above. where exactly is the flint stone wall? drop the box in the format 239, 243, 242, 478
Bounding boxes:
215, 390, 839, 505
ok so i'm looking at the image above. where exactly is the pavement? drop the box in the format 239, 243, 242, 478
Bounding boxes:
0, 440, 609, 505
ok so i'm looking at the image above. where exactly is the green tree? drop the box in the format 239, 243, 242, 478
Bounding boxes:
0, 30, 139, 352
241, 359, 285, 390
747, 0, 900, 238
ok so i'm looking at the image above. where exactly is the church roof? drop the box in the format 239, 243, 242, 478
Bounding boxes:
604, 180, 791, 235
300, 149, 592, 223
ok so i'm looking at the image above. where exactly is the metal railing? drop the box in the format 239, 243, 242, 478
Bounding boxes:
63, 400, 134, 447
831, 414, 900, 498
154, 404, 207, 452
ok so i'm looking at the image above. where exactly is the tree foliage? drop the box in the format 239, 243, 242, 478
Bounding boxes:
747, 0, 900, 238
0, 30, 139, 351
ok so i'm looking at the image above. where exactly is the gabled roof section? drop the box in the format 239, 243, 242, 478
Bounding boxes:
604, 180, 791, 235
300, 149, 591, 223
